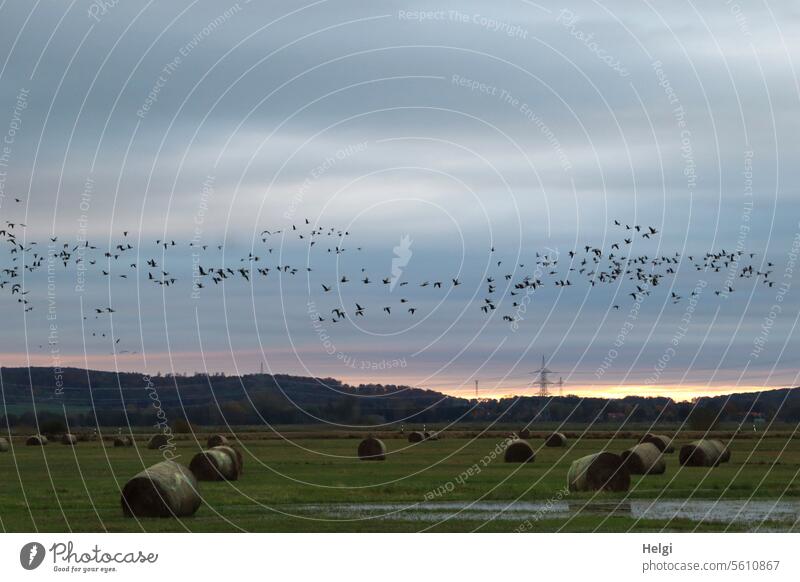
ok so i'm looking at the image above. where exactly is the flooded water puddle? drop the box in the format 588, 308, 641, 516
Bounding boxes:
295, 499, 800, 529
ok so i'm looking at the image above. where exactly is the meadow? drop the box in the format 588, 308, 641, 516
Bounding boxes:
1, 430, 799, 532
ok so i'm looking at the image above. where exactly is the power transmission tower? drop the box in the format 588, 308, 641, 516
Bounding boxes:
530, 355, 561, 397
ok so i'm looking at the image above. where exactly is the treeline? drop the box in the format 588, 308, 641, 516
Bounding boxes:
1, 367, 799, 430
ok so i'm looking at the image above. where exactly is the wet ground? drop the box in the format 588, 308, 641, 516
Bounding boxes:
295, 499, 800, 530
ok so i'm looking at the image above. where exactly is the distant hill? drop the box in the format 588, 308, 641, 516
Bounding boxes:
1, 367, 798, 428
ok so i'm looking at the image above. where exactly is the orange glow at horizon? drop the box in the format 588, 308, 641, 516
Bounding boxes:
432, 384, 776, 402
336, 374, 783, 402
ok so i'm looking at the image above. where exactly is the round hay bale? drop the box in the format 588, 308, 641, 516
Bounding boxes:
212, 445, 244, 475
113, 436, 133, 448
26, 434, 48, 446
426, 432, 440, 441
679, 440, 724, 467
568, 452, 630, 492
121, 460, 201, 518
189, 448, 239, 481
709, 439, 731, 463
504, 439, 535, 463
544, 432, 567, 447
518, 428, 531, 439
641, 433, 675, 453
621, 442, 666, 475
408, 431, 425, 443
147, 434, 170, 450
60, 433, 78, 446
0, 437, 8, 452
357, 437, 386, 461
207, 434, 229, 448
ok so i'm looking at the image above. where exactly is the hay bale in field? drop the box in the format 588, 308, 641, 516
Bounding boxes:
60, 433, 78, 446
26, 434, 48, 446
189, 448, 240, 481
709, 439, 731, 463
518, 428, 531, 439
679, 439, 725, 467
207, 434, 229, 448
212, 445, 243, 475
544, 432, 567, 447
504, 439, 536, 463
568, 452, 630, 492
121, 460, 201, 518
113, 436, 133, 448
641, 433, 675, 453
147, 434, 171, 450
408, 431, 425, 443
621, 442, 666, 475
357, 437, 386, 461
0, 437, 8, 452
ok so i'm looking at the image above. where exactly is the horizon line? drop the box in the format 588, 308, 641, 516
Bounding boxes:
1, 363, 791, 403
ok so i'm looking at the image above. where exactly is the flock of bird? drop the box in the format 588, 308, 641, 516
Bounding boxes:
0, 218, 780, 337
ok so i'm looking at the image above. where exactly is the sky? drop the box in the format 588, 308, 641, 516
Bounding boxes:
0, 0, 799, 400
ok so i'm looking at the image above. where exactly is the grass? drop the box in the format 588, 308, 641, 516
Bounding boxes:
1, 433, 798, 532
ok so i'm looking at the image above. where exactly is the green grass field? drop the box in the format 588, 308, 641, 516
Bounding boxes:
1, 433, 799, 532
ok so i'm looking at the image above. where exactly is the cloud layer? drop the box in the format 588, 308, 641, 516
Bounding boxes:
1, 0, 798, 398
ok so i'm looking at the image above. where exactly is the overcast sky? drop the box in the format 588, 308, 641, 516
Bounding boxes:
1, 0, 799, 400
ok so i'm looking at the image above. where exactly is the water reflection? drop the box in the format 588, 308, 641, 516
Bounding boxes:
296, 499, 799, 529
